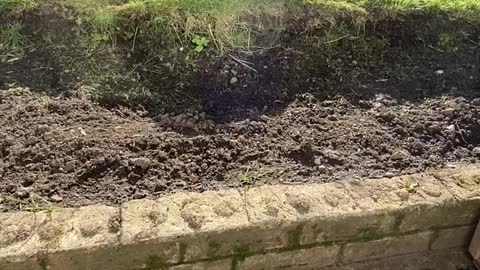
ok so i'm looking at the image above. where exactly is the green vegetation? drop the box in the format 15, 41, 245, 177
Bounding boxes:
63, 0, 480, 54
192, 35, 209, 52
239, 166, 271, 185
0, 23, 23, 49
0, 0, 37, 15
4, 192, 56, 212
1, 0, 480, 53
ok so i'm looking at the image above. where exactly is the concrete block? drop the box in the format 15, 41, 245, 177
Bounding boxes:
432, 226, 475, 250
399, 200, 480, 233
342, 232, 432, 263
237, 246, 340, 270
301, 210, 398, 245
169, 259, 232, 270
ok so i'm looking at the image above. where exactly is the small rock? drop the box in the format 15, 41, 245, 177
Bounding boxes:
21, 178, 35, 187
50, 195, 63, 203
132, 191, 147, 199
428, 123, 442, 134
384, 172, 396, 178
43, 132, 54, 140
413, 123, 425, 133
154, 182, 168, 192
130, 157, 151, 170
259, 115, 270, 122
445, 124, 456, 132
230, 77, 238, 84
50, 159, 62, 168
36, 125, 50, 134
128, 172, 142, 184
317, 165, 328, 174
326, 115, 337, 121
392, 127, 408, 137
376, 112, 396, 123
15, 189, 30, 199
25, 136, 38, 146
321, 149, 344, 165
454, 147, 470, 159
472, 98, 480, 106
473, 147, 480, 157
65, 161, 76, 173
157, 151, 169, 162
411, 140, 426, 155
441, 108, 456, 118
391, 150, 409, 161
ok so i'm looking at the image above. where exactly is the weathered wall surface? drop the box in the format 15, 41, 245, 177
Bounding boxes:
1, 165, 480, 270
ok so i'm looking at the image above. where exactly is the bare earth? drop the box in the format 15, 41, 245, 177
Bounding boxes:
1, 88, 480, 211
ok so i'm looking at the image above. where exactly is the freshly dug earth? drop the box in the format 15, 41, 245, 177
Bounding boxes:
1, 88, 480, 211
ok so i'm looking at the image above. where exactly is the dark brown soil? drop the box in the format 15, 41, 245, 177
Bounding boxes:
2, 88, 480, 211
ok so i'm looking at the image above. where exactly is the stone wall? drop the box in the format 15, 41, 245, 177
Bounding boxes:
1, 165, 480, 270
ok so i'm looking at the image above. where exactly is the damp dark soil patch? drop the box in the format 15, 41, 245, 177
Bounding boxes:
2, 89, 480, 211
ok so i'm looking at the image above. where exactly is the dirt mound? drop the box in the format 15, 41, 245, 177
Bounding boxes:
1, 88, 480, 211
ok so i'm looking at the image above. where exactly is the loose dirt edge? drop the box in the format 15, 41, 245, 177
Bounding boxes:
1, 164, 480, 270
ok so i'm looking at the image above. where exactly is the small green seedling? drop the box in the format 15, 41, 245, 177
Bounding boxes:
192, 35, 209, 53
239, 165, 270, 186
399, 179, 419, 194
239, 166, 252, 185
5, 192, 56, 213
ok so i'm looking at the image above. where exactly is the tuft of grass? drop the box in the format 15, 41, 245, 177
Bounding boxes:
93, 8, 118, 34
0, 0, 37, 15
239, 165, 271, 185
399, 179, 419, 193
0, 23, 23, 49
4, 192, 56, 212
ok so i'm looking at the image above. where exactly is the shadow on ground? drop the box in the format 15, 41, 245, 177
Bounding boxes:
1, 8, 479, 123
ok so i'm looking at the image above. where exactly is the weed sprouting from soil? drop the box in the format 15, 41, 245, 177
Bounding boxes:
4, 193, 56, 213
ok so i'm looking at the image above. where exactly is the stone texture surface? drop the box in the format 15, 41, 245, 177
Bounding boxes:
470, 222, 480, 266
342, 232, 433, 263
324, 249, 473, 270
1, 165, 480, 270
432, 226, 476, 250
169, 259, 232, 270
237, 246, 340, 270
301, 210, 398, 246
0, 205, 120, 270
398, 200, 480, 233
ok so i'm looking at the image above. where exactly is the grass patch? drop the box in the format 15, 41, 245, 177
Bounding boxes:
54, 0, 480, 52
0, 23, 23, 49
0, 0, 37, 15
308, 0, 480, 21
2, 0, 480, 52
